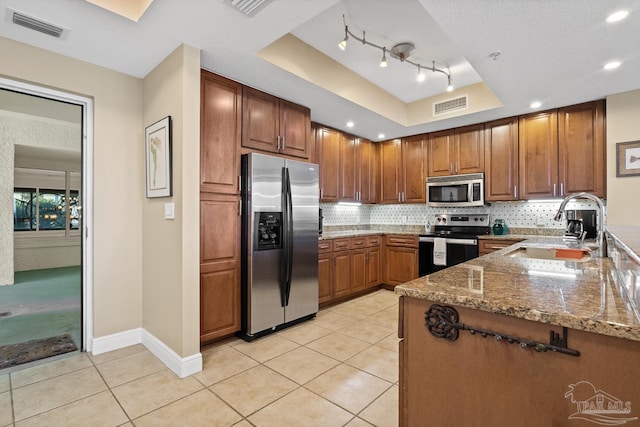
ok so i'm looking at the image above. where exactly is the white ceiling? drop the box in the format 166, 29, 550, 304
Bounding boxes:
1, 0, 639, 141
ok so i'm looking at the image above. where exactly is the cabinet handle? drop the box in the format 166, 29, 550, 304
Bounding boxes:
238, 199, 242, 216
450, 162, 453, 174
281, 135, 285, 150
560, 182, 564, 196
514, 185, 518, 199
455, 162, 459, 174
276, 135, 281, 150
238, 175, 241, 192
553, 183, 557, 197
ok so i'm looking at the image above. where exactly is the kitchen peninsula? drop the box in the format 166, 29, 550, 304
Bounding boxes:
396, 229, 640, 426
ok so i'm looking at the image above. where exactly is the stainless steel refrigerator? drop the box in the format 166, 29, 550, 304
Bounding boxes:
240, 153, 319, 340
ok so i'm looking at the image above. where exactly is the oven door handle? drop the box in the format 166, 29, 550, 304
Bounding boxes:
419, 237, 477, 245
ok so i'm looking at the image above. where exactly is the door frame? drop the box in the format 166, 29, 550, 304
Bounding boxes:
0, 76, 94, 352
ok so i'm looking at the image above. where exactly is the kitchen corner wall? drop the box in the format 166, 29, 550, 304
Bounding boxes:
321, 200, 604, 231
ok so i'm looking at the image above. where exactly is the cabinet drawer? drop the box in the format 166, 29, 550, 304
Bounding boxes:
350, 237, 367, 249
478, 239, 521, 254
318, 240, 332, 254
386, 235, 418, 248
332, 238, 351, 252
366, 235, 381, 247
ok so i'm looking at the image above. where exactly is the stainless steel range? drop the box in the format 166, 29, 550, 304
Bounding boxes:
419, 213, 490, 276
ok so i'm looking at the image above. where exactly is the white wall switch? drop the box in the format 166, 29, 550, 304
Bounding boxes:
164, 202, 175, 220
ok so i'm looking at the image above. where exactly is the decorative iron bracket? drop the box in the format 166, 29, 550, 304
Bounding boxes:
425, 304, 580, 357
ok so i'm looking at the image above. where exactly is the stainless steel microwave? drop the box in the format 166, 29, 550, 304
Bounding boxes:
426, 173, 485, 207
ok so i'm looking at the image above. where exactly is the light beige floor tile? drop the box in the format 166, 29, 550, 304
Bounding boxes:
89, 344, 146, 365
12, 366, 107, 421
349, 294, 397, 312
264, 346, 339, 385
345, 417, 374, 427
231, 334, 299, 363
375, 333, 400, 353
95, 349, 164, 387
359, 384, 399, 427
211, 365, 297, 416
248, 387, 353, 427
363, 308, 399, 330
332, 303, 381, 320
339, 320, 395, 345
345, 345, 399, 383
133, 389, 241, 427
14, 390, 128, 427
195, 344, 258, 386
0, 391, 12, 426
0, 374, 8, 393
312, 311, 357, 331
305, 332, 371, 361
11, 353, 92, 388
277, 322, 332, 345
232, 421, 253, 427
305, 364, 392, 414
111, 369, 203, 419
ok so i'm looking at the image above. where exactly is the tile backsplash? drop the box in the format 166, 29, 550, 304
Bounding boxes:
321, 200, 605, 230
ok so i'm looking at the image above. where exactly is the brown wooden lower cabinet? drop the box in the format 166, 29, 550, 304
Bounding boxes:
318, 235, 382, 305
383, 235, 419, 286
478, 238, 523, 256
199, 193, 241, 343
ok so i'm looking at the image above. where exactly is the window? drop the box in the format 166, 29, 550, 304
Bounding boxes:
13, 168, 81, 236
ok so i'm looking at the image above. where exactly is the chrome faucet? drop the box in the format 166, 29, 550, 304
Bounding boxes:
553, 192, 607, 257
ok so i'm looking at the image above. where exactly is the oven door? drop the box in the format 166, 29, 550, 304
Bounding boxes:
419, 236, 479, 276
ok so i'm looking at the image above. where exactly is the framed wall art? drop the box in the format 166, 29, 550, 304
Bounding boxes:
145, 116, 172, 198
616, 140, 640, 177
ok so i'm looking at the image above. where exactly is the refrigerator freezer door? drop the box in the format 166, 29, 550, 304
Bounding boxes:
247, 153, 285, 335
284, 159, 319, 323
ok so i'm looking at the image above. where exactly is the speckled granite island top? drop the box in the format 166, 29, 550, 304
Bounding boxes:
395, 236, 640, 342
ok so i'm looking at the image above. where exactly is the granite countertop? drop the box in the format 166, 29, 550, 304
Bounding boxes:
320, 229, 419, 240
395, 235, 640, 342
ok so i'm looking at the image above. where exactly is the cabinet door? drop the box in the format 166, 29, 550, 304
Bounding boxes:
350, 249, 367, 293
380, 140, 402, 203
455, 124, 485, 175
340, 134, 358, 201
484, 118, 519, 201
200, 70, 241, 195
317, 127, 341, 202
403, 135, 426, 203
279, 100, 310, 159
333, 252, 351, 299
318, 253, 333, 304
558, 100, 605, 197
242, 87, 279, 153
519, 110, 558, 199
200, 193, 241, 342
428, 130, 454, 177
384, 247, 418, 286
366, 247, 381, 288
358, 139, 376, 204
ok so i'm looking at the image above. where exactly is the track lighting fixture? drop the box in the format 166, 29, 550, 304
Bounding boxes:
338, 15, 453, 91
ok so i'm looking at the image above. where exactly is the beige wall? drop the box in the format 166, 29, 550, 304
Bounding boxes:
142, 44, 201, 357
606, 89, 640, 225
0, 36, 144, 338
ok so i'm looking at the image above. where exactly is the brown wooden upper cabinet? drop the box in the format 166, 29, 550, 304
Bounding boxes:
519, 100, 605, 199
242, 86, 311, 159
428, 124, 484, 177
200, 70, 242, 195
339, 135, 377, 203
317, 126, 340, 202
484, 117, 519, 201
380, 136, 426, 203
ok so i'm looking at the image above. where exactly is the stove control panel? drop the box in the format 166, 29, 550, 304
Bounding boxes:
434, 214, 489, 227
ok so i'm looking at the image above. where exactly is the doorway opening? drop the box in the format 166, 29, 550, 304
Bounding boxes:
0, 78, 93, 371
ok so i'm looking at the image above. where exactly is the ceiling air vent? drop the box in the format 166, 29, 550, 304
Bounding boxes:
433, 95, 468, 116
225, 0, 274, 17
7, 8, 68, 39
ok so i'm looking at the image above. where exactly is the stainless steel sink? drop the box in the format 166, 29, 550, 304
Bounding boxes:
505, 245, 592, 262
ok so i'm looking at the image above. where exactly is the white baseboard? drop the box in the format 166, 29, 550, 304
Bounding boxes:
90, 328, 202, 378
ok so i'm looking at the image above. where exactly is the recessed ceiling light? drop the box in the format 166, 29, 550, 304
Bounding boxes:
530, 101, 542, 109
377, 133, 385, 139
346, 121, 354, 128
606, 10, 629, 23
603, 61, 621, 70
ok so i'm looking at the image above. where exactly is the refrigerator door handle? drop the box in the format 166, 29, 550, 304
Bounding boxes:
283, 167, 294, 306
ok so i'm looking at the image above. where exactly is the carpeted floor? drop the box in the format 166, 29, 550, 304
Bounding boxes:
0, 266, 81, 369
